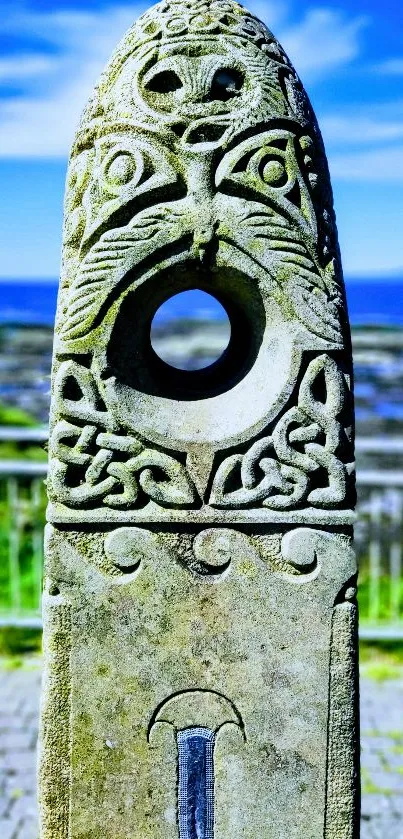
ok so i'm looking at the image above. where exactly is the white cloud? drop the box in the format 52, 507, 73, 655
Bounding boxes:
244, 4, 368, 79
247, 0, 287, 31
279, 9, 368, 79
321, 114, 403, 146
375, 58, 403, 75
0, 1, 368, 158
0, 56, 55, 81
329, 145, 403, 182
0, 4, 147, 158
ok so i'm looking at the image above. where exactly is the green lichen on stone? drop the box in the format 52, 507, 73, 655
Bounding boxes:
39, 0, 357, 836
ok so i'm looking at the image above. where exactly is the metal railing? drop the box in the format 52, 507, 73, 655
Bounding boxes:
0, 458, 47, 628
355, 469, 403, 639
0, 430, 402, 636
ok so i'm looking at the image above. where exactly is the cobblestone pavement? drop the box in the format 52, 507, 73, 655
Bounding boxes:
0, 665, 402, 838
361, 675, 403, 838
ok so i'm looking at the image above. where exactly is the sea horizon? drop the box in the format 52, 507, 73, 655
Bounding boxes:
0, 276, 401, 328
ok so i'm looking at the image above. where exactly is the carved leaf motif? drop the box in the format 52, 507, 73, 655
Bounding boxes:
61, 202, 189, 341
216, 129, 318, 240
216, 130, 344, 342
286, 273, 342, 343
220, 205, 343, 343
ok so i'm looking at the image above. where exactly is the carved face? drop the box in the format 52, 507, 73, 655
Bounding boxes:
57, 1, 346, 452
102, 35, 297, 152
49, 0, 353, 516
141, 50, 247, 117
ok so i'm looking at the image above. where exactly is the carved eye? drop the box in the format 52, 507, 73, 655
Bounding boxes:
104, 150, 143, 190
216, 130, 296, 200
106, 154, 136, 185
145, 70, 183, 93
247, 149, 288, 190
260, 158, 287, 187
210, 68, 244, 101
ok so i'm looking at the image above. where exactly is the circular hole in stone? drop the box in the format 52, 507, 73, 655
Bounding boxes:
209, 68, 244, 101
107, 264, 266, 401
150, 290, 231, 371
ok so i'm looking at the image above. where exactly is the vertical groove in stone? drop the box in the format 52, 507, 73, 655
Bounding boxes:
38, 598, 72, 839
324, 601, 360, 839
177, 727, 215, 839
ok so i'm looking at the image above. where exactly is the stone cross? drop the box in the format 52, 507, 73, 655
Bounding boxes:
38, 1, 359, 837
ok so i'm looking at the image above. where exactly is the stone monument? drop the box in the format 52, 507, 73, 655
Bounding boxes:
39, 1, 359, 837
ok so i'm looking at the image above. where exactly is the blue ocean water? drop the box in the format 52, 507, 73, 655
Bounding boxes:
0, 279, 402, 327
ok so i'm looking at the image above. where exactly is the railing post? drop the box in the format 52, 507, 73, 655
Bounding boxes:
389, 489, 402, 622
7, 476, 21, 614
368, 491, 383, 623
31, 477, 44, 612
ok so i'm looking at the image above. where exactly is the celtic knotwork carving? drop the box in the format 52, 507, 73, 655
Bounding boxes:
50, 0, 354, 515
209, 355, 354, 509
50, 425, 197, 509
75, 8, 305, 160
76, 0, 298, 143
49, 361, 197, 509
43, 3, 358, 837
53, 360, 116, 429
135, 1, 274, 46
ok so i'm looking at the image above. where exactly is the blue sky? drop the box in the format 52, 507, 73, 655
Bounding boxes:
0, 0, 402, 278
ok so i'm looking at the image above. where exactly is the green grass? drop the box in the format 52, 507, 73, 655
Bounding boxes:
0, 653, 42, 671
361, 767, 392, 796
360, 639, 403, 681
0, 398, 46, 461
358, 573, 403, 623
0, 627, 42, 656
0, 441, 46, 461
361, 662, 402, 682
0, 401, 38, 427
0, 485, 46, 615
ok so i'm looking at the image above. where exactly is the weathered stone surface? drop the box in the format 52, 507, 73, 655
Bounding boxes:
39, 1, 359, 837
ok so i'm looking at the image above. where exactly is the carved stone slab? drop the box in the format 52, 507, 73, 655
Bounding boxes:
39, 2, 359, 837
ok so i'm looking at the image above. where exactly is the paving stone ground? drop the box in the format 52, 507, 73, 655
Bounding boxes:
0, 664, 402, 838
360, 674, 403, 838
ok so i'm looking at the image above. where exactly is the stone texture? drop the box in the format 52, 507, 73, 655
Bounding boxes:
39, 1, 358, 837
3, 669, 401, 839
